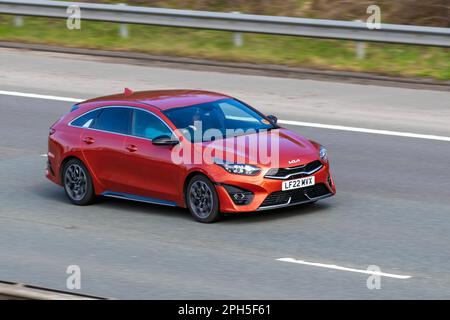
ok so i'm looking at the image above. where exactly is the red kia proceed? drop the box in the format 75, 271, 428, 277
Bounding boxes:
47, 89, 335, 222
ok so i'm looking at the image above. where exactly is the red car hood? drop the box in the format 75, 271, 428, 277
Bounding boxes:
201, 128, 320, 169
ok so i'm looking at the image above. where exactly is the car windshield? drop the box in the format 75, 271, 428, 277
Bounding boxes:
163, 99, 275, 142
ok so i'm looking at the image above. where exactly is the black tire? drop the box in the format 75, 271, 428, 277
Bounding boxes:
186, 175, 221, 223
62, 158, 96, 206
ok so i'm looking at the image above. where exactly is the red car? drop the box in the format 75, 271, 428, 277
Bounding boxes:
47, 89, 335, 222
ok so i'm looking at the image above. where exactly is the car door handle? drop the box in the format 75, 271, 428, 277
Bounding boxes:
82, 137, 95, 144
126, 144, 138, 152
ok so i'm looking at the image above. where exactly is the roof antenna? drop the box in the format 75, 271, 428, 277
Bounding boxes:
124, 88, 134, 96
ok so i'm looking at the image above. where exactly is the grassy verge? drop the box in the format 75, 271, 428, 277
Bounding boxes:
0, 15, 449, 80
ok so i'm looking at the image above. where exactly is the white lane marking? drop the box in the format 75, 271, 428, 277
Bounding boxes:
0, 90, 83, 103
278, 120, 450, 142
40, 154, 48, 157
1, 90, 449, 142
277, 258, 412, 279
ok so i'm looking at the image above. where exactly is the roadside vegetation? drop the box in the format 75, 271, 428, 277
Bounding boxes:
0, 0, 448, 80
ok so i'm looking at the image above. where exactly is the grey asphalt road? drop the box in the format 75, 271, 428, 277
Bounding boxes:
1, 48, 450, 299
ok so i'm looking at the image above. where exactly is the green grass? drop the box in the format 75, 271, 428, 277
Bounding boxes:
0, 15, 449, 80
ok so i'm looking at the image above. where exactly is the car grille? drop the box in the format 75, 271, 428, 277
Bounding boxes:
259, 183, 331, 208
265, 160, 323, 180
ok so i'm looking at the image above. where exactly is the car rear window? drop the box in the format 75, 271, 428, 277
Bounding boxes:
70, 109, 102, 128
92, 107, 131, 134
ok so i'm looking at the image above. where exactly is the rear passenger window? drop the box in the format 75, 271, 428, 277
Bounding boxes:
93, 107, 131, 134
71, 109, 101, 128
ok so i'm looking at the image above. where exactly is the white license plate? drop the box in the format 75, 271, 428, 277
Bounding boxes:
282, 176, 315, 191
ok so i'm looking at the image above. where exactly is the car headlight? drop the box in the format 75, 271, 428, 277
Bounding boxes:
319, 146, 328, 162
215, 161, 261, 176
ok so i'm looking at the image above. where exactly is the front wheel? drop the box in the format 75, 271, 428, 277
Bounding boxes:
186, 175, 221, 223
63, 158, 96, 206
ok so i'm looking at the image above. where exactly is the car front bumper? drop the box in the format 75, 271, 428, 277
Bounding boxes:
212, 161, 336, 213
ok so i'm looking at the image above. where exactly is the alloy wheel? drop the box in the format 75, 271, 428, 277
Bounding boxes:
189, 180, 214, 218
64, 164, 87, 201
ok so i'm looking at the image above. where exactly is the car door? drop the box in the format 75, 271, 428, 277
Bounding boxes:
122, 108, 182, 203
80, 106, 132, 193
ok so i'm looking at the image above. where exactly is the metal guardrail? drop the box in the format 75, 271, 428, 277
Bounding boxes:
0, 281, 106, 300
0, 0, 449, 47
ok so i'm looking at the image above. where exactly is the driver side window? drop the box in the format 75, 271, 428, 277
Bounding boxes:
131, 109, 172, 140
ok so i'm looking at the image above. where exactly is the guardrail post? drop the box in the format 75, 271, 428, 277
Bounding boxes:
118, 3, 129, 38
232, 12, 243, 47
356, 41, 366, 59
354, 20, 366, 59
14, 15, 24, 27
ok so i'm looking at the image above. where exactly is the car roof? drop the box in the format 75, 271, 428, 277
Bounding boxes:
80, 89, 231, 111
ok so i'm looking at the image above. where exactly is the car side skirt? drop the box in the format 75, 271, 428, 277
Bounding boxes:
101, 191, 177, 207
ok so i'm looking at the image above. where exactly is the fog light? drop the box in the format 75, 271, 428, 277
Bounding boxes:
233, 193, 246, 200
222, 185, 254, 205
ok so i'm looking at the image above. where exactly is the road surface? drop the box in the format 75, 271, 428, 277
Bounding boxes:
0, 48, 449, 299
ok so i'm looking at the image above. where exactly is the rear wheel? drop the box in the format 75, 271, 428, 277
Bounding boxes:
186, 175, 221, 223
63, 159, 96, 205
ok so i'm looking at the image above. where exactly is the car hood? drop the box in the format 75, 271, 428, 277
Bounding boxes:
201, 128, 320, 168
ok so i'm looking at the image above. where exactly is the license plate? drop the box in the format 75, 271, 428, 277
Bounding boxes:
282, 176, 315, 191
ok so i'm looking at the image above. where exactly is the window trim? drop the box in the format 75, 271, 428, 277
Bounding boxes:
69, 106, 176, 142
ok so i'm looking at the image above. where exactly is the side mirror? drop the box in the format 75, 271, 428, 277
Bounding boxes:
266, 115, 278, 125
152, 135, 179, 146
